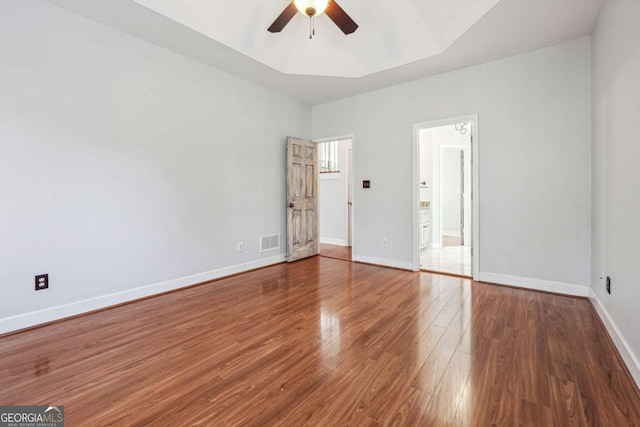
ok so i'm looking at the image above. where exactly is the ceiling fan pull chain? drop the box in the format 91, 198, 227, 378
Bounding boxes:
313, 15, 316, 37
309, 16, 312, 39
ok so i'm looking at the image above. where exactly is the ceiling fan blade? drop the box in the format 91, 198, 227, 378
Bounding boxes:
325, 1, 358, 35
268, 2, 298, 33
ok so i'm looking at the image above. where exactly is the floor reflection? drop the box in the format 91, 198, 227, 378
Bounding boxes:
319, 307, 341, 371
2, 258, 638, 425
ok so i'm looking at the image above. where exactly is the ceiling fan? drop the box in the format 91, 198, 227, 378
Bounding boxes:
268, 0, 358, 38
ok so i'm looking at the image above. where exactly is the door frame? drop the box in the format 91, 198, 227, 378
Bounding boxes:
412, 115, 479, 279
313, 134, 356, 251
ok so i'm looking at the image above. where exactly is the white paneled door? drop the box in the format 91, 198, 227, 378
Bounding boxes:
286, 137, 318, 262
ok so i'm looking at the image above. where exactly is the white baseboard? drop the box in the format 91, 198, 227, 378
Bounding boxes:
478, 271, 590, 297
0, 254, 286, 335
352, 255, 412, 271
589, 290, 640, 388
320, 237, 347, 246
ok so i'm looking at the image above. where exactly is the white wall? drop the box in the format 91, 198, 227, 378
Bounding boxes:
419, 125, 471, 246
591, 0, 640, 382
313, 38, 592, 288
319, 139, 350, 245
0, 0, 310, 331
426, 125, 472, 244
442, 147, 462, 236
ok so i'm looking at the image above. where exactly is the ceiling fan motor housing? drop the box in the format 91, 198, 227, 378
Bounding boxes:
268, 0, 358, 36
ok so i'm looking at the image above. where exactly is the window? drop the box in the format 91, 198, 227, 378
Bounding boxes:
318, 141, 339, 173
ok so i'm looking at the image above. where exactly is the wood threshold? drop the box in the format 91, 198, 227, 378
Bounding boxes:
318, 243, 352, 262
318, 253, 353, 262
353, 260, 411, 272
420, 268, 472, 280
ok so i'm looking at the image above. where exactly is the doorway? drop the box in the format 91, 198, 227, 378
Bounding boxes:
315, 136, 354, 261
413, 116, 479, 279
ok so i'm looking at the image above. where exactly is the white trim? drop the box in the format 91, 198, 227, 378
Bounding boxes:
478, 273, 640, 388
413, 114, 480, 279
352, 255, 412, 271
0, 254, 286, 335
347, 145, 353, 247
589, 289, 640, 388
472, 120, 479, 280
478, 271, 590, 297
412, 126, 420, 271
313, 133, 356, 258
320, 237, 347, 246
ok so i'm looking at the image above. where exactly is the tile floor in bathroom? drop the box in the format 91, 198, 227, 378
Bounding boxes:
420, 244, 471, 277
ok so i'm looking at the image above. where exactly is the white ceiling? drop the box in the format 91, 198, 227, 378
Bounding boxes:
46, 0, 604, 105
129, 0, 500, 78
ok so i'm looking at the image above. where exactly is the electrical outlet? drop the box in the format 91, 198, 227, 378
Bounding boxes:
606, 276, 611, 294
237, 242, 244, 252
382, 238, 388, 247
35, 274, 48, 291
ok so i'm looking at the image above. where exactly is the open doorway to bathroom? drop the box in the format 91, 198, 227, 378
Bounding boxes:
413, 117, 478, 279
316, 136, 353, 262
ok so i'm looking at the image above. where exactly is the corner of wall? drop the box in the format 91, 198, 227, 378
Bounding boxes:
588, 289, 640, 388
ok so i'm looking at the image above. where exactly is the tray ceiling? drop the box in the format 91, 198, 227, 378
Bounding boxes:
130, 0, 501, 78
45, 0, 605, 104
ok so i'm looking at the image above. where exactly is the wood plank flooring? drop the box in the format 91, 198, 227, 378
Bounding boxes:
1, 257, 639, 426
319, 243, 352, 261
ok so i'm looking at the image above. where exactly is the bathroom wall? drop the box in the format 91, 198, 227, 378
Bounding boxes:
419, 125, 471, 246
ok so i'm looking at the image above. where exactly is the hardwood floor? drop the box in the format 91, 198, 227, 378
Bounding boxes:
1, 257, 639, 426
319, 243, 352, 261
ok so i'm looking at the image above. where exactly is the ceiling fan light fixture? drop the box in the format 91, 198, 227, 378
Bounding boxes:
267, 0, 357, 37
294, 0, 330, 17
